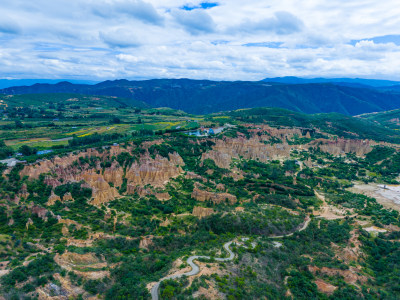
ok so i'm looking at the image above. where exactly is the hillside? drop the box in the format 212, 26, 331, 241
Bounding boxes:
0, 93, 148, 109
1, 107, 400, 299
0, 79, 99, 89
2, 79, 400, 115
262, 76, 400, 87
226, 107, 400, 143
358, 108, 400, 130
1, 93, 400, 154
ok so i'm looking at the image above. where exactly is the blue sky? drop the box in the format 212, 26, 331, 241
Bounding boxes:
1, 0, 400, 81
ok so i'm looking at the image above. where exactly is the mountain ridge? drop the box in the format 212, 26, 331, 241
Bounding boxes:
2, 79, 400, 116
262, 76, 400, 87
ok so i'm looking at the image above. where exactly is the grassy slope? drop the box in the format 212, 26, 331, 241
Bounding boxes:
226, 107, 400, 143
358, 109, 400, 130
0, 93, 148, 109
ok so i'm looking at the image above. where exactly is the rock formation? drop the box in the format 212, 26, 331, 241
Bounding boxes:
81, 171, 119, 206
125, 152, 184, 188
186, 171, 207, 182
20, 148, 105, 180
62, 192, 74, 202
192, 206, 214, 218
19, 183, 30, 199
31, 205, 48, 220
202, 137, 291, 169
47, 191, 61, 206
308, 138, 373, 156
216, 184, 225, 191
155, 192, 170, 201
191, 188, 237, 204
139, 236, 154, 250
126, 185, 151, 197
103, 161, 124, 188
26, 218, 33, 229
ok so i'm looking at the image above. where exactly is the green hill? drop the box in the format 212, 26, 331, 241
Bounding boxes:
3, 79, 400, 115
227, 107, 400, 143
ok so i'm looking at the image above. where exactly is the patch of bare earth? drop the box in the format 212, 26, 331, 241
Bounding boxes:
36, 273, 87, 300
332, 229, 363, 264
315, 278, 337, 295
314, 191, 357, 220
308, 265, 368, 286
55, 251, 109, 280
349, 183, 400, 212
192, 280, 224, 299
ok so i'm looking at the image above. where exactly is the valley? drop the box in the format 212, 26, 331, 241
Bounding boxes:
0, 93, 400, 299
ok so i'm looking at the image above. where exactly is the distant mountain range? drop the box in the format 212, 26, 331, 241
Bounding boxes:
2, 78, 400, 115
0, 79, 99, 89
262, 76, 400, 88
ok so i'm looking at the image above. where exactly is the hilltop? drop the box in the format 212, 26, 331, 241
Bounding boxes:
3, 79, 400, 115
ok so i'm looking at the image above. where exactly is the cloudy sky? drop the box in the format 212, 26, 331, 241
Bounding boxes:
1, 0, 400, 81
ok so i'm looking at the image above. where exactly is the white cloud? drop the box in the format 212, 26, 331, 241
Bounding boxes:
171, 8, 216, 35
229, 11, 304, 36
0, 16, 21, 34
93, 0, 164, 25
1, 0, 400, 80
99, 28, 142, 48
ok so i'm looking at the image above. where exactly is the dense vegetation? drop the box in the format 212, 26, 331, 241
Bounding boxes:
3, 79, 400, 115
1, 93, 400, 299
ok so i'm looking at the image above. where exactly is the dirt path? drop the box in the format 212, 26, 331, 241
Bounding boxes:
314, 190, 357, 220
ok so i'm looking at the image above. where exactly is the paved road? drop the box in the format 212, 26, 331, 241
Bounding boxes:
270, 215, 311, 239
151, 217, 311, 300
150, 241, 236, 300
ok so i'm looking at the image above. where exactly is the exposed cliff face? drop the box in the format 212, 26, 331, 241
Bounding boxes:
192, 206, 214, 218
58, 218, 82, 236
139, 236, 154, 250
21, 145, 131, 179
245, 124, 307, 140
308, 138, 374, 156
185, 171, 207, 182
126, 152, 184, 189
44, 176, 62, 188
191, 188, 237, 204
20, 150, 98, 180
19, 145, 185, 206
62, 192, 74, 202
125, 185, 170, 200
19, 183, 30, 199
202, 137, 291, 168
47, 191, 61, 206
155, 192, 171, 201
216, 184, 225, 191
81, 171, 119, 206
126, 185, 150, 196
200, 133, 373, 173
31, 205, 49, 220
103, 161, 124, 188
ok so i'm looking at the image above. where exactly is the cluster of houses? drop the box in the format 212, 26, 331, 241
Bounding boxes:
187, 127, 215, 137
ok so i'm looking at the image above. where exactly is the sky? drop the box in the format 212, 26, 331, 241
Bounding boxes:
1, 0, 400, 81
